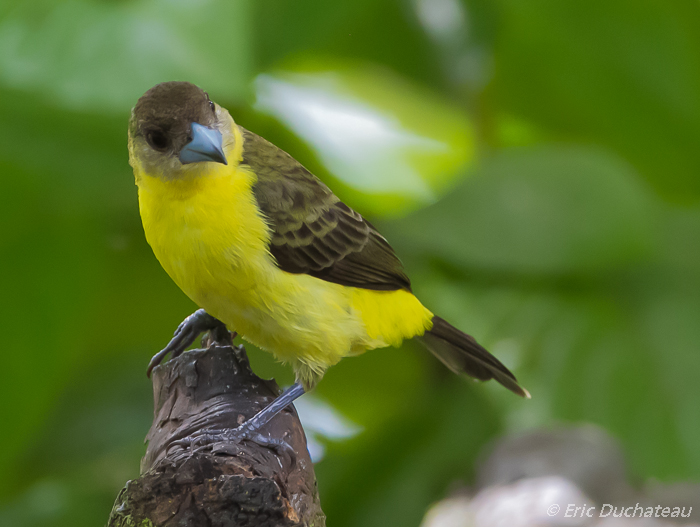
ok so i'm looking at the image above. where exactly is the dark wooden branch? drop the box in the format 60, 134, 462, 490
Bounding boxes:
108, 343, 325, 527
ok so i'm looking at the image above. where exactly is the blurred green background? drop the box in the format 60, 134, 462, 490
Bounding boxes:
1, 0, 700, 525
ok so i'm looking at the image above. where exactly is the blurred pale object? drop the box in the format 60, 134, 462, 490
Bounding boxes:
414, 0, 466, 43
421, 476, 591, 527
294, 394, 361, 462
255, 64, 475, 215
412, 0, 493, 89
421, 477, 698, 527
421, 425, 700, 527
478, 426, 632, 504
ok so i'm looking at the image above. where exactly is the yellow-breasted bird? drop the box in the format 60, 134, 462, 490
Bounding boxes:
128, 82, 528, 439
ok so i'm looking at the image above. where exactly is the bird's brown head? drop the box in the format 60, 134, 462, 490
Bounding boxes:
128, 82, 233, 179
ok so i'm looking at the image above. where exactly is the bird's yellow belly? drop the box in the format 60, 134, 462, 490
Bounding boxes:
136, 167, 432, 384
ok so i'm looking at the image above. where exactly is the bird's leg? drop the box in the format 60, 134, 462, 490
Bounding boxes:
174, 383, 306, 453
238, 383, 306, 435
147, 309, 228, 377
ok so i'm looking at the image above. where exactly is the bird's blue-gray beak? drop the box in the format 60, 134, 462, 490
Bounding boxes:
179, 122, 227, 165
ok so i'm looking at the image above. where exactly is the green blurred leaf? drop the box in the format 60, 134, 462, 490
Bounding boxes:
0, 0, 253, 112
638, 286, 700, 475
493, 0, 700, 200
390, 146, 656, 275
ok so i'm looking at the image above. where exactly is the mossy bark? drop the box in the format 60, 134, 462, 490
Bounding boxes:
108, 344, 325, 527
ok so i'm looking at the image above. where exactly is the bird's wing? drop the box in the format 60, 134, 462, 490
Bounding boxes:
241, 127, 411, 291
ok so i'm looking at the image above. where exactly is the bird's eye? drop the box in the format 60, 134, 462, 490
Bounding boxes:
146, 130, 169, 151
209, 100, 216, 113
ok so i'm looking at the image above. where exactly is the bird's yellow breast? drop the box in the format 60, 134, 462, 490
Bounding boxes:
134, 158, 432, 385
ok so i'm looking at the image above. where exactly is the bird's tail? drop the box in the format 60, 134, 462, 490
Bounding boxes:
417, 316, 530, 398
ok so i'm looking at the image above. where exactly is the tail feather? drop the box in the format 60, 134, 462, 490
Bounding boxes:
418, 316, 530, 398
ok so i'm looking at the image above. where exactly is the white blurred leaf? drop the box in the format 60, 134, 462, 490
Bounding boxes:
254, 64, 475, 215
294, 394, 362, 462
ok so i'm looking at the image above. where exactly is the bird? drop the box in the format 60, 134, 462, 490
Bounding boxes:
127, 81, 529, 441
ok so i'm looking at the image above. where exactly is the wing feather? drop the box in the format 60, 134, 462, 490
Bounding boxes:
241, 128, 411, 291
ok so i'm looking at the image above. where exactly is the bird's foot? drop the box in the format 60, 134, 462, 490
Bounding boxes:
171, 424, 295, 457
169, 383, 306, 456
147, 309, 229, 377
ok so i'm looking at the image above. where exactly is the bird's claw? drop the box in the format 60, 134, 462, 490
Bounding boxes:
169, 428, 230, 454
146, 309, 226, 377
169, 425, 295, 458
